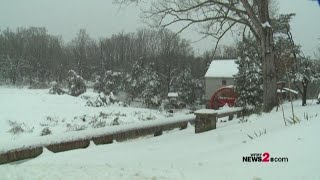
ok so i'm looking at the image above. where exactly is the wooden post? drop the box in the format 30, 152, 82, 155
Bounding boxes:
194, 109, 218, 133
228, 114, 234, 121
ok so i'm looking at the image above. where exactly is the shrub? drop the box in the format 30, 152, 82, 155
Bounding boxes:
111, 117, 120, 126
8, 125, 24, 135
40, 127, 52, 136
66, 124, 87, 131
67, 70, 87, 96
7, 120, 34, 135
89, 116, 107, 128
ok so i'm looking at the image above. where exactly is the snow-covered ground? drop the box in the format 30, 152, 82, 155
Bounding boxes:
0, 87, 190, 151
1, 87, 320, 179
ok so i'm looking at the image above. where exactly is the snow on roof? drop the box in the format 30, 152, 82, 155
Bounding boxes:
262, 21, 271, 28
168, 92, 179, 97
277, 89, 284, 93
277, 88, 298, 95
204, 59, 238, 78
283, 88, 298, 94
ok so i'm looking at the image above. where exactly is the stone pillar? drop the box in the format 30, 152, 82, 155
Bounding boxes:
194, 110, 217, 133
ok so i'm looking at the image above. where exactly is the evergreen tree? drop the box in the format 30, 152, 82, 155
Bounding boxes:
141, 64, 161, 107
126, 61, 145, 100
93, 75, 104, 93
103, 70, 124, 94
67, 70, 87, 96
234, 36, 263, 113
172, 68, 196, 104
193, 78, 205, 103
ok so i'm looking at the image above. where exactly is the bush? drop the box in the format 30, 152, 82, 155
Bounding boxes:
66, 124, 87, 131
111, 117, 120, 126
7, 120, 33, 135
8, 125, 24, 135
40, 116, 59, 127
49, 81, 66, 95
91, 119, 107, 128
67, 70, 87, 96
93, 75, 104, 93
88, 116, 107, 128
40, 127, 52, 136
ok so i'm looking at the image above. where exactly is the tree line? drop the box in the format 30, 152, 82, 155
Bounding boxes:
0, 27, 211, 97
1, 21, 319, 108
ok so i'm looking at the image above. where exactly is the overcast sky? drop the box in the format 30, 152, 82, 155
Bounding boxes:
0, 0, 319, 56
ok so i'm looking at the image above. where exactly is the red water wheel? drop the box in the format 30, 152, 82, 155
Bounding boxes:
210, 86, 238, 109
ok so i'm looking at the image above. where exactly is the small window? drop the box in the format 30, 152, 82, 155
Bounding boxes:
222, 80, 227, 86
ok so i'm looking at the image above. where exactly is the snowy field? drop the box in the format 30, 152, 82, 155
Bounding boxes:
1, 87, 320, 179
0, 87, 190, 151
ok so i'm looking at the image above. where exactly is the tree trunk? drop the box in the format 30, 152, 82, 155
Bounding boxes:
261, 35, 277, 112
302, 82, 307, 106
29, 74, 32, 86
12, 67, 17, 85
12, 75, 16, 85
259, 0, 278, 112
167, 76, 170, 93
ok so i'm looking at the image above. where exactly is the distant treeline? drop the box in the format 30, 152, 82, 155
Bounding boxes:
0, 27, 207, 84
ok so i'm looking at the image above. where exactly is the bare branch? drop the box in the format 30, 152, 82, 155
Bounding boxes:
240, 0, 263, 36
139, 0, 263, 43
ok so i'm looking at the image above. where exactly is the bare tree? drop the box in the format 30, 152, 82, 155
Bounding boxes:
273, 13, 320, 106
116, 0, 278, 112
70, 29, 92, 78
205, 44, 238, 59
